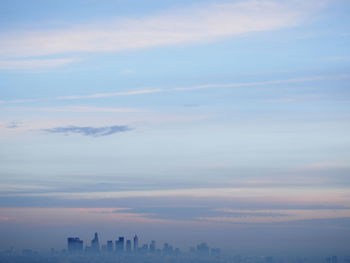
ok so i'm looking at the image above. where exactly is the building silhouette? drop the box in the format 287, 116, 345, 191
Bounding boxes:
64, 233, 222, 259
133, 235, 139, 252
126, 240, 131, 253
115, 237, 124, 253
163, 243, 174, 255
67, 237, 83, 253
150, 240, 156, 253
211, 248, 221, 257
141, 243, 148, 253
196, 242, 209, 257
107, 240, 113, 252
91, 233, 100, 252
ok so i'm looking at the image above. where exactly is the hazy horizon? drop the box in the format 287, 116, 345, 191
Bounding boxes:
1, 0, 350, 259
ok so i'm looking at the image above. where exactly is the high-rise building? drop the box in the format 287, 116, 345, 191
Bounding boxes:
67, 237, 83, 253
126, 240, 132, 253
91, 232, 100, 252
115, 237, 125, 252
141, 244, 148, 253
196, 242, 209, 257
150, 240, 156, 253
107, 240, 113, 252
210, 248, 221, 257
163, 243, 173, 255
133, 235, 139, 252
101, 244, 107, 252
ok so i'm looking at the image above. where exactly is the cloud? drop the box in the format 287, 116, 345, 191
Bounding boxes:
0, 58, 81, 70
0, 0, 329, 59
112, 207, 288, 221
3, 106, 145, 113
0, 216, 13, 222
6, 121, 22, 129
1, 74, 348, 104
43, 125, 132, 137
8, 187, 350, 210
199, 209, 350, 223
299, 162, 350, 171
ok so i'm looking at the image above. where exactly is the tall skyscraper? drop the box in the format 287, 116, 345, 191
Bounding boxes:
163, 243, 171, 255
141, 244, 149, 253
115, 237, 125, 252
67, 237, 83, 253
133, 235, 139, 252
91, 232, 100, 252
107, 240, 113, 252
210, 248, 221, 257
196, 242, 209, 257
126, 240, 131, 253
150, 240, 156, 253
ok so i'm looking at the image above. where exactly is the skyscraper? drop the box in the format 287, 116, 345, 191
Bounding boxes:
133, 235, 139, 252
163, 243, 172, 255
91, 232, 100, 252
150, 240, 156, 253
67, 237, 83, 253
196, 242, 209, 257
107, 240, 113, 252
141, 244, 148, 253
115, 237, 125, 253
126, 240, 131, 253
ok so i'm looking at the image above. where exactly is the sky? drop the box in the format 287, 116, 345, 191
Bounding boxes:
0, 0, 350, 257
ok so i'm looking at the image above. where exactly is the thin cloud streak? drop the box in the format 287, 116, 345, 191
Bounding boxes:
1, 74, 348, 104
43, 125, 132, 137
4, 187, 349, 207
0, 58, 81, 70
199, 209, 350, 223
2, 106, 146, 113
1, 207, 350, 225
0, 0, 329, 59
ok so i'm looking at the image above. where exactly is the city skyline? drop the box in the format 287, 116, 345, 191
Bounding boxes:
66, 232, 218, 256
1, 0, 350, 258
0, 232, 345, 263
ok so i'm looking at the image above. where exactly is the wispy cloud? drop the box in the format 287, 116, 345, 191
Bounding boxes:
43, 125, 132, 137
0, 0, 329, 59
200, 209, 350, 223
9, 187, 350, 208
2, 106, 145, 113
0, 217, 13, 222
6, 121, 22, 129
297, 161, 350, 171
112, 207, 288, 221
0, 58, 81, 70
1, 74, 347, 104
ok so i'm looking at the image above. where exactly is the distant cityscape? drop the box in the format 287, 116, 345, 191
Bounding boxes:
66, 232, 220, 257
0, 233, 348, 263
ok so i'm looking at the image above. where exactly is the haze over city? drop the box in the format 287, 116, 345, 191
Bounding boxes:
0, 0, 350, 260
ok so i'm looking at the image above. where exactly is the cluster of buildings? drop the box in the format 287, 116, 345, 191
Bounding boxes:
326, 256, 339, 263
67, 233, 220, 257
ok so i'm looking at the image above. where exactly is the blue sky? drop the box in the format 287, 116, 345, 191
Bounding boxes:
0, 0, 350, 255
